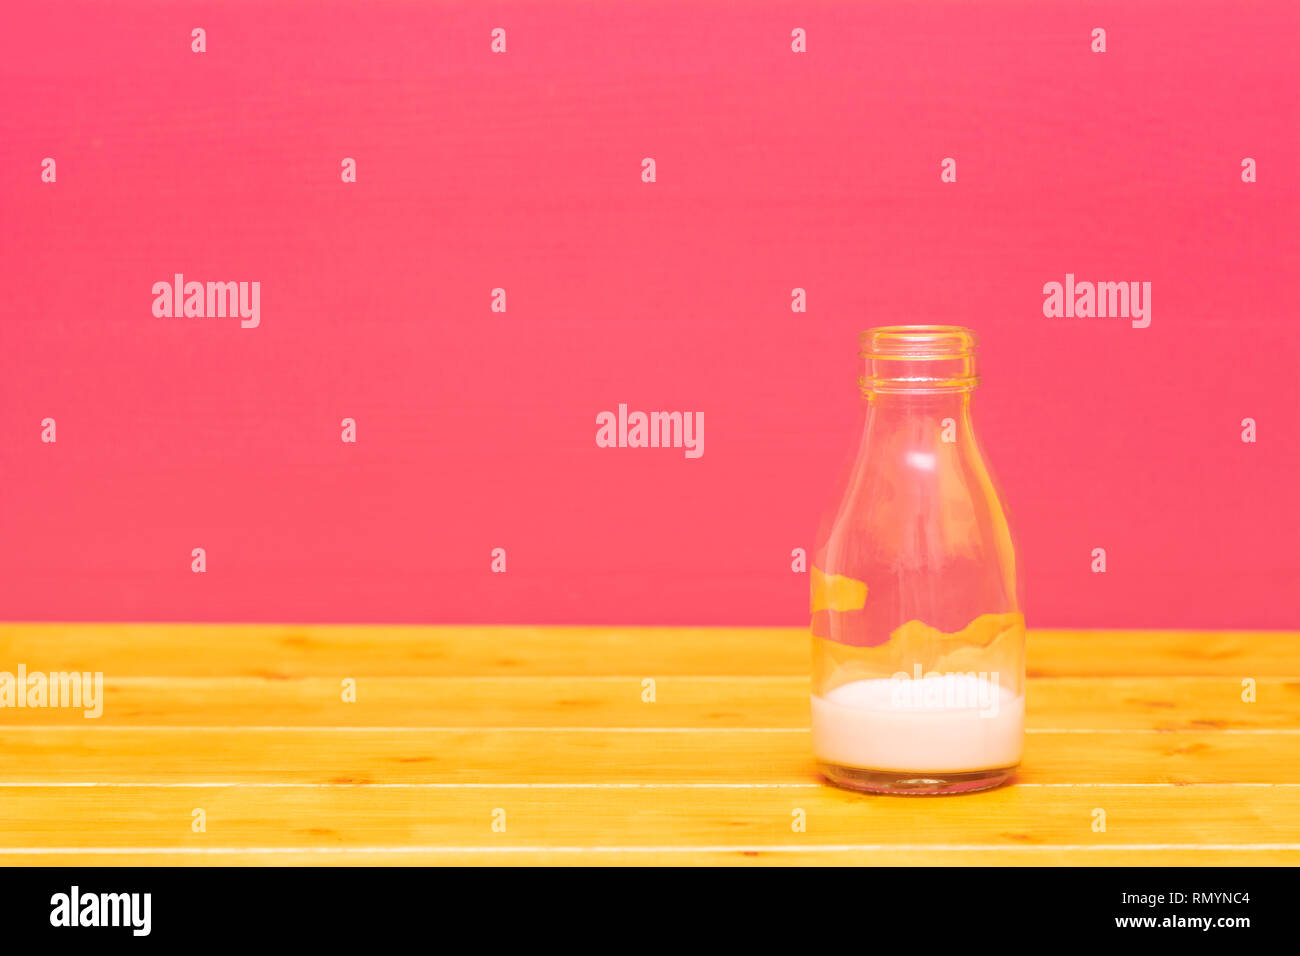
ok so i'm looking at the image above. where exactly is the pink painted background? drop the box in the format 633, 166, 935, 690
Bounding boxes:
2, 1, 1297, 628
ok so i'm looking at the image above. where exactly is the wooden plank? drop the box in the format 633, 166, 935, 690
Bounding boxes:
0, 623, 805, 677
3, 623, 1297, 677
1028, 630, 1300, 678
1, 623, 1297, 866
0, 676, 1294, 731
1, 848, 1295, 865
1026, 677, 1299, 730
2, 786, 1297, 845
0, 787, 1295, 867
0, 728, 1295, 785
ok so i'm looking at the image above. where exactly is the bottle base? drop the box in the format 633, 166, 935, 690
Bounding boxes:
817, 762, 1016, 796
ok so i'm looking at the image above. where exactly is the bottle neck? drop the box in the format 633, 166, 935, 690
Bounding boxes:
856, 388, 979, 465
863, 388, 975, 426
855, 325, 982, 456
865, 388, 974, 410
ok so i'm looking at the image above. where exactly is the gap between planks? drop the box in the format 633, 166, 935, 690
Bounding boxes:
0, 725, 1296, 733
1, 781, 1297, 788
1, 845, 1298, 855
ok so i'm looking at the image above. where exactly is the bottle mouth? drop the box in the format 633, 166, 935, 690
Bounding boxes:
859, 325, 979, 393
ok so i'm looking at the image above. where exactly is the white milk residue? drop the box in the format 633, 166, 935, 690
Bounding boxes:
811, 675, 1024, 773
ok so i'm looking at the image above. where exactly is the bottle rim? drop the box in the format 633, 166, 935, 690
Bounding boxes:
858, 326, 979, 393
859, 325, 977, 358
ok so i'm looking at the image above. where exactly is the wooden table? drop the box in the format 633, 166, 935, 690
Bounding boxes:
1, 624, 1296, 865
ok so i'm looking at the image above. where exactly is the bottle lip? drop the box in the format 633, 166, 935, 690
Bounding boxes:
859, 325, 977, 358
859, 325, 979, 393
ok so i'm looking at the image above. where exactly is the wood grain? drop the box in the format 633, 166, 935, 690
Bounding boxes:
2, 623, 1296, 677
0, 624, 1297, 865
0, 676, 1295, 729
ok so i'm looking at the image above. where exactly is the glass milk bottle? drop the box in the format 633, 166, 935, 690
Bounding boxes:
811, 326, 1025, 795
